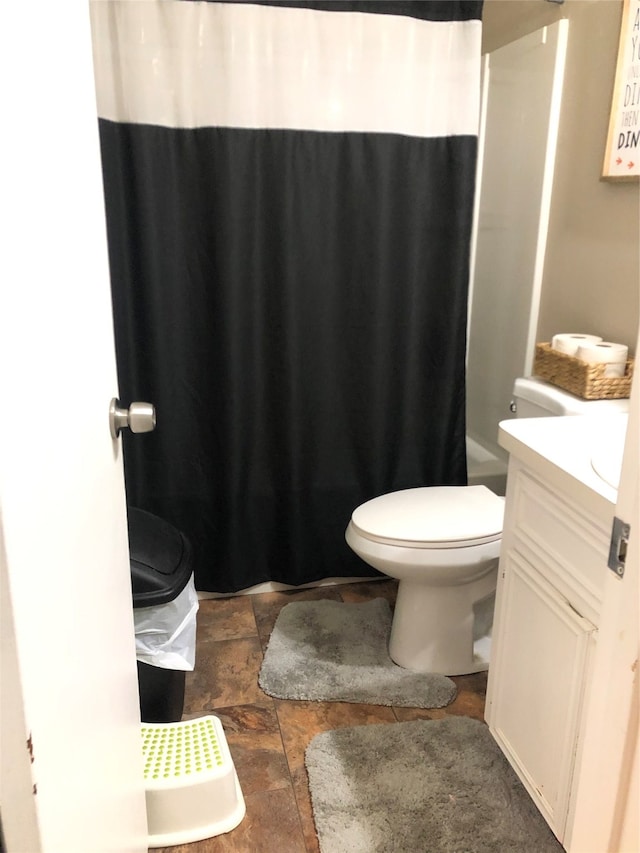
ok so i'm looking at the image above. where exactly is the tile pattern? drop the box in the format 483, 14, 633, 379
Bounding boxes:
152, 579, 487, 852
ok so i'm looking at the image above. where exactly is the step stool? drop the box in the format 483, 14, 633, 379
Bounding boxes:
142, 715, 245, 848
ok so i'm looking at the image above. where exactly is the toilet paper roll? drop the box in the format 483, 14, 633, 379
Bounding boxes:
551, 333, 602, 356
575, 342, 629, 377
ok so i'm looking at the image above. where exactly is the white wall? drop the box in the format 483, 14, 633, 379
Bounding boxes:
482, 0, 639, 356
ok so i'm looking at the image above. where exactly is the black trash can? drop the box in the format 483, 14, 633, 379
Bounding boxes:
128, 507, 195, 723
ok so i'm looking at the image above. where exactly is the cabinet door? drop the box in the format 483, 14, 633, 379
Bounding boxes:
487, 550, 596, 841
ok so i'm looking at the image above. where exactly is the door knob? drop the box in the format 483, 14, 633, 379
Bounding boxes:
109, 398, 156, 439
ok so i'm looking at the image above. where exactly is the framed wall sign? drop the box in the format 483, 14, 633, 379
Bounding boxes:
603, 0, 640, 180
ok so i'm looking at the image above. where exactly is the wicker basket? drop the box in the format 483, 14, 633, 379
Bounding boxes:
533, 342, 634, 400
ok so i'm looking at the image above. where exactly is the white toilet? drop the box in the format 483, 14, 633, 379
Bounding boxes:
345, 376, 630, 676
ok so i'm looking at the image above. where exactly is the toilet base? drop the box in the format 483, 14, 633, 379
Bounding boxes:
388, 569, 497, 676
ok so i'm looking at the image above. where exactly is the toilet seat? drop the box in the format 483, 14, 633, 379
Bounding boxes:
350, 485, 504, 549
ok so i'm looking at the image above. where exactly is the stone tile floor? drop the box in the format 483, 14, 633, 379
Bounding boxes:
152, 579, 487, 852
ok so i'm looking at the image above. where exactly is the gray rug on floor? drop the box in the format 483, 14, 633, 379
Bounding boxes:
258, 598, 456, 708
305, 717, 564, 853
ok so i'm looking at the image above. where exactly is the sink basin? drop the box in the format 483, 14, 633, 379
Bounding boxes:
590, 414, 628, 490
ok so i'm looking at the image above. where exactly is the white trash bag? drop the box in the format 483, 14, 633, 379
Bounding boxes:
133, 574, 199, 671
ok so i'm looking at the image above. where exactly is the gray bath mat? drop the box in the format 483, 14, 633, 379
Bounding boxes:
258, 598, 456, 708
305, 716, 563, 853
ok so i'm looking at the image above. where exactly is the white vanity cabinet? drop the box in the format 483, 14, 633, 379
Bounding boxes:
485, 417, 618, 846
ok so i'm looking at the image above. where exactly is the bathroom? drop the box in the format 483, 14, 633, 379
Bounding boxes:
0, 1, 638, 852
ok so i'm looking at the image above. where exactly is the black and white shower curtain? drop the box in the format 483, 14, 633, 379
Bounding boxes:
91, 0, 482, 593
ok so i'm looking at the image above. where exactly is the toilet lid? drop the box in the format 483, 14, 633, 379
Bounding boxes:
350, 486, 504, 548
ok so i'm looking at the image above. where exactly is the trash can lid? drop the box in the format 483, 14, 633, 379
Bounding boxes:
128, 507, 194, 607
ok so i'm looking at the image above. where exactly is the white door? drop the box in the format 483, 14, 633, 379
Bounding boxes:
0, 3, 148, 851
489, 552, 596, 839
467, 21, 569, 460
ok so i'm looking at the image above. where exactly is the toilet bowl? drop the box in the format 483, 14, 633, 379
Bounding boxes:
345, 485, 505, 676
346, 375, 631, 677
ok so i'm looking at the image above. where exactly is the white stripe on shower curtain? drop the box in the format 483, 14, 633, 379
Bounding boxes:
90, 1, 481, 137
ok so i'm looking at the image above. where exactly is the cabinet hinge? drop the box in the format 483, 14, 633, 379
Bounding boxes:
608, 516, 630, 579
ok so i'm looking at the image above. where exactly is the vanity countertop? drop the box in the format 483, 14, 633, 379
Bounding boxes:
498, 414, 628, 518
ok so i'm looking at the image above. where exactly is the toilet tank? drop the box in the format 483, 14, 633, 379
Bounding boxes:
512, 377, 631, 418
